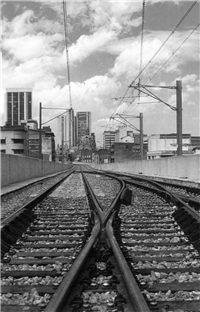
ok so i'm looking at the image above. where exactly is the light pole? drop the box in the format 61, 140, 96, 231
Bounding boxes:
129, 80, 182, 155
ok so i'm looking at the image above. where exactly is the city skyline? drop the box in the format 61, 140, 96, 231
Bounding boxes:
1, 1, 199, 147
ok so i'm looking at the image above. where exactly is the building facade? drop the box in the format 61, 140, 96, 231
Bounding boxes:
1, 125, 29, 155
112, 142, 148, 162
79, 133, 96, 162
93, 149, 111, 164
6, 88, 32, 126
58, 108, 75, 150
103, 130, 116, 150
1, 125, 55, 161
147, 133, 197, 159
76, 112, 91, 146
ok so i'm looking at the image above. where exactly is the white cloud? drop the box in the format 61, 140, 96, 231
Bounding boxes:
2, 10, 35, 37
87, 1, 142, 30
3, 33, 62, 62
109, 29, 199, 83
182, 74, 197, 85
1, 1, 199, 141
69, 27, 118, 64
70, 75, 121, 115
2, 9, 63, 63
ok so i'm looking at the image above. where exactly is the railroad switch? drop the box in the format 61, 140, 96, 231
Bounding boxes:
120, 188, 133, 206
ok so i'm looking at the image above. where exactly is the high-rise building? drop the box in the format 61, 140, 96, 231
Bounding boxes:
103, 130, 116, 149
76, 112, 91, 146
58, 108, 75, 150
6, 88, 32, 126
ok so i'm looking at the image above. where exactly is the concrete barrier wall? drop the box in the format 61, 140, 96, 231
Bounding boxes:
1, 154, 72, 186
90, 155, 200, 182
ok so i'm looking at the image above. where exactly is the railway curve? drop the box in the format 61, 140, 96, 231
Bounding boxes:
1, 165, 200, 312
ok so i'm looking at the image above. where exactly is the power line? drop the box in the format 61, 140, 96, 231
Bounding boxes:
109, 0, 198, 126
137, 0, 146, 105
63, 0, 72, 109
111, 1, 146, 116
129, 0, 198, 86
149, 23, 200, 82
113, 0, 198, 116
42, 111, 68, 126
109, 87, 130, 119
139, 0, 145, 82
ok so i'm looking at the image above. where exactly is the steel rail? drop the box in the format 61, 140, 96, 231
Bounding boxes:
1, 166, 75, 197
106, 212, 151, 312
99, 169, 200, 222
125, 178, 200, 222
44, 215, 101, 312
148, 180, 200, 217
81, 172, 104, 224
81, 170, 125, 226
42, 167, 160, 311
104, 168, 200, 198
1, 168, 76, 258
1, 168, 76, 228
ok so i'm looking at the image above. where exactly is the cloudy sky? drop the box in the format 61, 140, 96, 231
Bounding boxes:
1, 0, 199, 147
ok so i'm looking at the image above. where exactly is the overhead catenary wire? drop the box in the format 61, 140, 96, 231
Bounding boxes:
106, 1, 198, 144
109, 87, 130, 120
149, 23, 200, 82
129, 0, 198, 87
110, 0, 198, 118
110, 0, 146, 117
124, 23, 200, 114
138, 0, 146, 103
42, 111, 68, 126
125, 23, 200, 112
63, 0, 72, 109
108, 0, 154, 118
139, 0, 145, 80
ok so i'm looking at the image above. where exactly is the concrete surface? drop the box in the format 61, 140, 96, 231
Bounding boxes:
1, 154, 72, 187
90, 155, 200, 184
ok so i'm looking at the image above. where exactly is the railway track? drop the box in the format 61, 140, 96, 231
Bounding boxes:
1, 166, 200, 311
114, 184, 200, 311
1, 167, 75, 220
96, 169, 200, 212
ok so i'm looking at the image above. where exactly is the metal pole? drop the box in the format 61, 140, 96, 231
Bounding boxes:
69, 108, 72, 150
39, 102, 42, 159
140, 113, 144, 160
176, 80, 182, 156
61, 116, 64, 163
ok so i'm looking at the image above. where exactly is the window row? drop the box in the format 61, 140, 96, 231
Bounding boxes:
1, 149, 24, 154
0, 139, 24, 144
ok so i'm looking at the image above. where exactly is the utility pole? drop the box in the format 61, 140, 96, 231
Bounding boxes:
39, 102, 42, 159
140, 113, 144, 160
61, 116, 64, 163
176, 80, 182, 156
129, 79, 183, 156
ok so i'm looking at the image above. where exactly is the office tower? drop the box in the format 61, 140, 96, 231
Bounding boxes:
103, 130, 116, 149
6, 88, 32, 126
58, 108, 75, 150
76, 112, 91, 145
